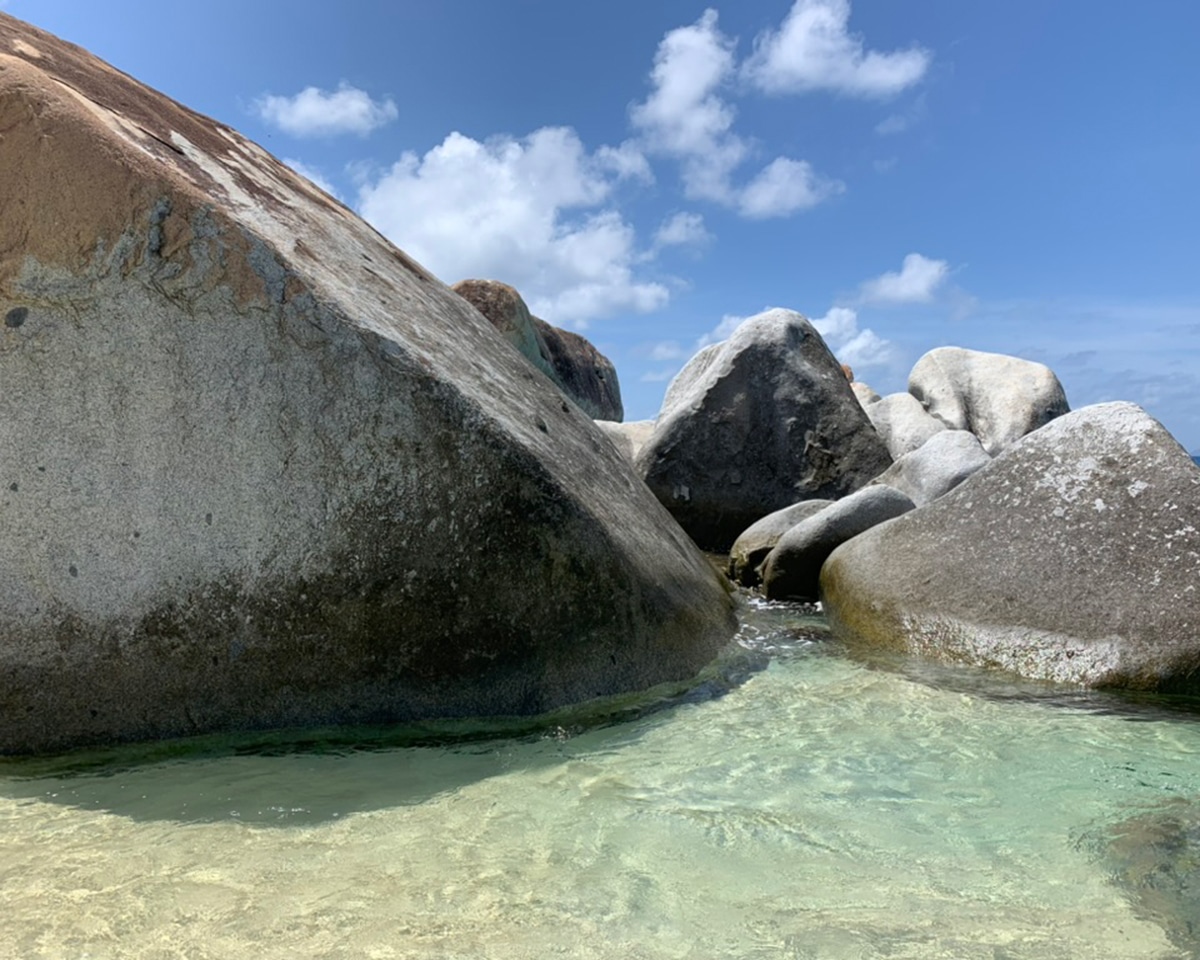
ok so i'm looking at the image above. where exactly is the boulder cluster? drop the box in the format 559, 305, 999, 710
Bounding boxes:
604, 309, 1200, 694
0, 12, 1195, 755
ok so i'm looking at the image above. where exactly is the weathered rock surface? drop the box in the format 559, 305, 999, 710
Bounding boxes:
865, 392, 948, 459
870, 430, 990, 507
762, 486, 915, 601
594, 419, 655, 463
533, 318, 623, 422
850, 381, 881, 409
908, 346, 1069, 455
635, 310, 893, 550
822, 403, 1200, 690
451, 279, 623, 421
0, 15, 735, 754
728, 499, 833, 587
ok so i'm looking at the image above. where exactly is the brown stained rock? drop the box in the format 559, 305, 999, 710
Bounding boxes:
534, 318, 624, 422
0, 14, 734, 754
452, 278, 624, 422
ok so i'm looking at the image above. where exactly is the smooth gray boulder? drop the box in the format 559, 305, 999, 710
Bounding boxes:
636, 310, 893, 550
761, 486, 915, 602
0, 17, 735, 754
865, 392, 948, 459
908, 346, 1069, 455
728, 499, 833, 587
594, 419, 655, 463
452, 279, 623, 421
822, 402, 1200, 690
870, 430, 990, 507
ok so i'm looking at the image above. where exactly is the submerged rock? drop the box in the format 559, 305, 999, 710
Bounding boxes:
908, 346, 1069, 455
1098, 800, 1200, 955
452, 279, 623, 421
0, 15, 734, 754
636, 310, 892, 550
822, 403, 1200, 690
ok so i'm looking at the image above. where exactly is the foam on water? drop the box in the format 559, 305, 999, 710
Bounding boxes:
1, 600, 1198, 958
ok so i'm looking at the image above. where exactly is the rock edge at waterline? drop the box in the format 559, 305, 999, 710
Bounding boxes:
820, 402, 1200, 691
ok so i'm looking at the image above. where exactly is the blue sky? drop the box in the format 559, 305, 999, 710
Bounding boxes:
8, 1, 1199, 450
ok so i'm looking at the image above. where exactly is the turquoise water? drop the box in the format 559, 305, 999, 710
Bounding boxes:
2, 598, 1199, 959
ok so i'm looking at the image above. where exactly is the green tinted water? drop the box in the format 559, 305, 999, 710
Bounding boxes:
2, 599, 1199, 959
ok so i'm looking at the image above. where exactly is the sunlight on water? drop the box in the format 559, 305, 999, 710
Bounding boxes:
2, 599, 1199, 959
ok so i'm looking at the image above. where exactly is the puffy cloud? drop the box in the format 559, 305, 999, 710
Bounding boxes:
738, 157, 844, 218
811, 306, 894, 368
860, 253, 949, 304
653, 212, 713, 249
356, 127, 668, 327
630, 9, 746, 205
630, 10, 839, 218
254, 82, 398, 137
745, 0, 930, 99
695, 313, 748, 348
595, 141, 655, 183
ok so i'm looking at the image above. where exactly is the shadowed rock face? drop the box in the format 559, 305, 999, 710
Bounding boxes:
0, 14, 734, 754
451, 279, 623, 422
822, 403, 1200, 691
636, 310, 892, 551
533, 318, 623, 422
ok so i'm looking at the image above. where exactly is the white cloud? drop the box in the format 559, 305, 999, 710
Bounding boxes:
630, 9, 839, 219
283, 158, 340, 199
650, 341, 689, 361
695, 313, 747, 348
653, 212, 713, 248
595, 140, 655, 184
630, 9, 745, 205
255, 82, 398, 137
860, 253, 949, 304
356, 127, 668, 327
739, 157, 844, 218
745, 0, 930, 99
811, 306, 893, 368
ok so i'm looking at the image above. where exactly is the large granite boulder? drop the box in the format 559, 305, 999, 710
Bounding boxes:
908, 346, 1069, 455
727, 499, 833, 587
636, 310, 893, 550
0, 15, 735, 754
452, 279, 623, 421
821, 403, 1200, 690
864, 392, 948, 459
761, 486, 915, 602
869, 429, 990, 507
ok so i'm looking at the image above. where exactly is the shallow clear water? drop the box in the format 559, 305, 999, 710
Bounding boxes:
3, 599, 1200, 959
